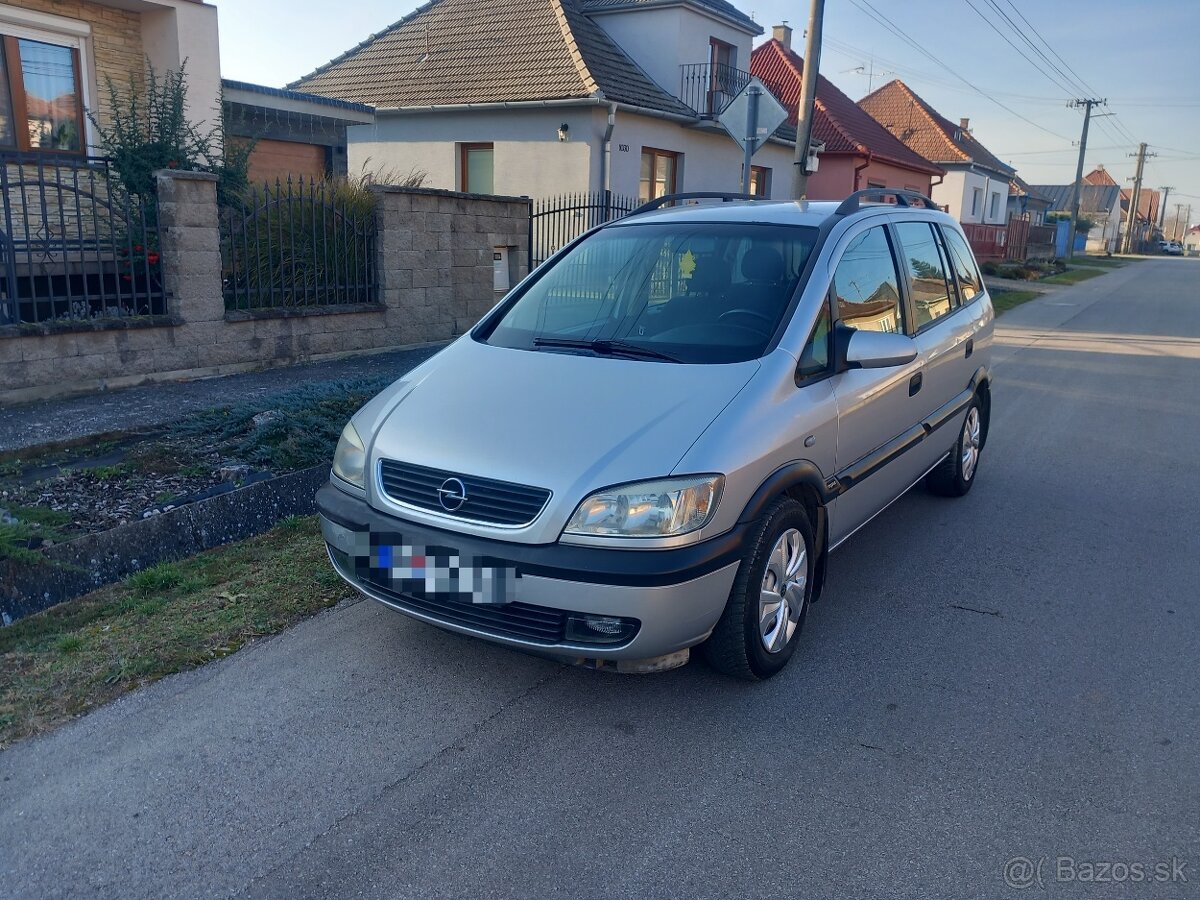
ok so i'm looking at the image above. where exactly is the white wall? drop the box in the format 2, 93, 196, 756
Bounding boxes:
609, 113, 792, 199
935, 167, 1009, 224
589, 6, 756, 104
349, 107, 599, 195
141, 0, 221, 132
348, 106, 795, 200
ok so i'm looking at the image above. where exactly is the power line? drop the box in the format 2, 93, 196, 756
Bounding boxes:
847, 0, 1071, 140
960, 0, 1080, 98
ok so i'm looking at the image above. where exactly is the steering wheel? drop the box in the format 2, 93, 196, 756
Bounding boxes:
719, 308, 774, 327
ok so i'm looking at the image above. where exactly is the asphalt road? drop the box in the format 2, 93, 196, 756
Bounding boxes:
3, 259, 1198, 899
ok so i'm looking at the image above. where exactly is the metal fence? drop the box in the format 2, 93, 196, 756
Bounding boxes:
528, 191, 639, 270
0, 153, 166, 326
220, 175, 377, 311
961, 222, 1008, 262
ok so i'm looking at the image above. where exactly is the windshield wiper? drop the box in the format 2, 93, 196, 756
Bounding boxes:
531, 337, 682, 363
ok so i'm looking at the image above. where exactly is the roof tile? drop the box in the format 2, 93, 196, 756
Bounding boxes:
749, 41, 941, 176
858, 79, 1013, 177
290, 0, 693, 116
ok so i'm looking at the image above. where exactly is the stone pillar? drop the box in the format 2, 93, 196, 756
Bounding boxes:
154, 170, 223, 325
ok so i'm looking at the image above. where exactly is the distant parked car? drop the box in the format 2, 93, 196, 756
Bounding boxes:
1158, 240, 1183, 255
318, 189, 994, 680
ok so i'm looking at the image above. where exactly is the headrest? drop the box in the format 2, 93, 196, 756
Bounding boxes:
741, 246, 785, 283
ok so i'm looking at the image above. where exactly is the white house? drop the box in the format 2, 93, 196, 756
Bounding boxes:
858, 80, 1014, 226
290, 0, 806, 203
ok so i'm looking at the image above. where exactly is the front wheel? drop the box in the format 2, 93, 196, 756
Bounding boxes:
702, 497, 814, 681
926, 397, 984, 496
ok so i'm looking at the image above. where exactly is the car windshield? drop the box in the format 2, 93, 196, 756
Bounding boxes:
481, 221, 819, 364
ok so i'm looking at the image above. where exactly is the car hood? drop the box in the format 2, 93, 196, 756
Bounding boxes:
363, 338, 759, 542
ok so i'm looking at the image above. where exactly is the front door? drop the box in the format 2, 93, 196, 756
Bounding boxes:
825, 224, 932, 545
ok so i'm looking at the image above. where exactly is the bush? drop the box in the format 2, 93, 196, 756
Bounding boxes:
89, 61, 251, 208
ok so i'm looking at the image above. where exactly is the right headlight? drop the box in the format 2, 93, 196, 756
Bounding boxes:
564, 475, 724, 538
331, 421, 366, 489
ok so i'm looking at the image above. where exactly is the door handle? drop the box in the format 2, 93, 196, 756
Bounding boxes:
909, 372, 923, 396
965, 338, 974, 359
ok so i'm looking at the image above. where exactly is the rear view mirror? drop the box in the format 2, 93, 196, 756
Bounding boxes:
844, 329, 918, 369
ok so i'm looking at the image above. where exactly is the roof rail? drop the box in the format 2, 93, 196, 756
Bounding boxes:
630, 191, 761, 216
834, 188, 939, 217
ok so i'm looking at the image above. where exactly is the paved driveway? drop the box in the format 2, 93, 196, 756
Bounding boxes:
2, 260, 1198, 899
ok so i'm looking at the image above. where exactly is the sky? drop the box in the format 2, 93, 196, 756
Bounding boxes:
213, 0, 1200, 229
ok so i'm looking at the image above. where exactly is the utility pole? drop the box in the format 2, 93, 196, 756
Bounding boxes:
1172, 202, 1184, 241
791, 0, 826, 200
1184, 205, 1192, 243
1158, 187, 1174, 229
1121, 142, 1154, 254
1066, 99, 1105, 259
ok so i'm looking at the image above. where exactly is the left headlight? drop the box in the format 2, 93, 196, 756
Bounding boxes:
331, 421, 366, 489
564, 475, 724, 538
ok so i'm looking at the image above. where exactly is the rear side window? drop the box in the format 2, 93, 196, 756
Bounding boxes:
830, 226, 904, 334
941, 226, 985, 304
894, 222, 956, 329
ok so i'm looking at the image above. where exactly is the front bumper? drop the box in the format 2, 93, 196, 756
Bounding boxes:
316, 482, 744, 665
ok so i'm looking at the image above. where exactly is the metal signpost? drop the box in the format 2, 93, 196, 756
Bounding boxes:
718, 78, 788, 194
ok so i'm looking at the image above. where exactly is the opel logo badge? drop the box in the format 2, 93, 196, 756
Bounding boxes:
437, 477, 467, 511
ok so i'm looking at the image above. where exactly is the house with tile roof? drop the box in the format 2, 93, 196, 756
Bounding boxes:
1183, 225, 1200, 255
858, 79, 1014, 227
1086, 165, 1160, 248
749, 26, 943, 200
1030, 183, 1123, 253
290, 0, 808, 203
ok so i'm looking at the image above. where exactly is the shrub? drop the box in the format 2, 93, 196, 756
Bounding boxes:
88, 61, 252, 209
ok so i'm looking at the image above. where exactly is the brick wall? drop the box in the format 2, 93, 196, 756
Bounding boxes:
0, 171, 530, 404
8, 0, 145, 131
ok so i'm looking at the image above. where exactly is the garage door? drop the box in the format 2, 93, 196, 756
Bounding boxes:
245, 139, 328, 183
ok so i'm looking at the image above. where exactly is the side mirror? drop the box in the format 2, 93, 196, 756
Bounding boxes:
844, 329, 918, 369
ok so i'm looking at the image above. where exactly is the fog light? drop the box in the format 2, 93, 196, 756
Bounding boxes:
564, 613, 640, 645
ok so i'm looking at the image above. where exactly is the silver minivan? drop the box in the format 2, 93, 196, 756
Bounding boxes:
318, 190, 993, 680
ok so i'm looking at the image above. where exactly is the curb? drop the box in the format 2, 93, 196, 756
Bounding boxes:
1, 465, 329, 624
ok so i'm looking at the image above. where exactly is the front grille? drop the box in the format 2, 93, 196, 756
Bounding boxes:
361, 575, 568, 644
378, 460, 551, 526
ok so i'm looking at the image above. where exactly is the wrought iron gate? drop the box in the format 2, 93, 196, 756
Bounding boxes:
528, 191, 638, 269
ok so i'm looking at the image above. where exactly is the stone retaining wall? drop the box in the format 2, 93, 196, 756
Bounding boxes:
0, 171, 529, 404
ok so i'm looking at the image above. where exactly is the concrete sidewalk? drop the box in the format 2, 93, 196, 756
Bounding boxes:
0, 344, 442, 456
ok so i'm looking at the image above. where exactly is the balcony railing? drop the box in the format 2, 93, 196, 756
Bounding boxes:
680, 63, 785, 119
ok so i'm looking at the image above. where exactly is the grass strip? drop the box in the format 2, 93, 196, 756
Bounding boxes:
1039, 267, 1106, 285
0, 515, 349, 749
990, 289, 1041, 315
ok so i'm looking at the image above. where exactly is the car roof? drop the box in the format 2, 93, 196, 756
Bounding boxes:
615, 198, 956, 229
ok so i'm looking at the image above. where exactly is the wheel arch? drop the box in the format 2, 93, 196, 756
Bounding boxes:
737, 461, 832, 602
970, 365, 992, 449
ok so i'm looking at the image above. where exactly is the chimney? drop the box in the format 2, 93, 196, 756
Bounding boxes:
959, 117, 970, 132
773, 23, 792, 50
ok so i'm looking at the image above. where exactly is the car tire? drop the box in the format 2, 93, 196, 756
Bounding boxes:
702, 496, 814, 681
926, 396, 984, 497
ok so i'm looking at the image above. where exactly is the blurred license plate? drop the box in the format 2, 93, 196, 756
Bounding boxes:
361, 538, 518, 605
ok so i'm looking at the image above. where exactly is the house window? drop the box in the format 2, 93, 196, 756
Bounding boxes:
460, 142, 494, 194
749, 165, 769, 197
867, 180, 886, 189
971, 187, 982, 217
989, 191, 1001, 220
0, 33, 85, 152
640, 147, 678, 202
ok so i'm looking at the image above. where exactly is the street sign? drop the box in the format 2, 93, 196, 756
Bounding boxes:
718, 77, 788, 157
